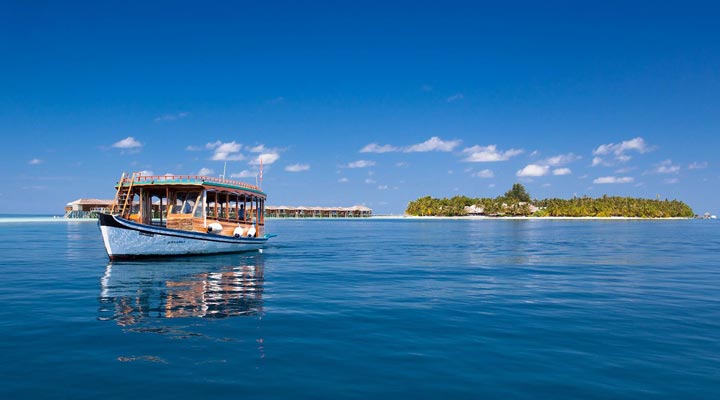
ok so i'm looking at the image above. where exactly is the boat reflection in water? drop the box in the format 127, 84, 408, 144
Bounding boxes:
98, 254, 264, 326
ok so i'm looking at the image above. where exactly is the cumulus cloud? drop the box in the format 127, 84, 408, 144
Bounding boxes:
360, 143, 400, 153
593, 176, 634, 184
365, 178, 376, 184
338, 177, 349, 183
473, 169, 494, 178
463, 145, 523, 162
405, 136, 461, 152
230, 170, 256, 178
517, 164, 550, 177
359, 137, 460, 154
648, 159, 680, 174
446, 93, 464, 102
592, 137, 650, 165
377, 185, 389, 190
28, 158, 42, 165
211, 141, 244, 161
345, 160, 376, 168
552, 168, 572, 176
542, 153, 580, 166
688, 161, 708, 170
250, 152, 280, 165
154, 112, 189, 122
248, 144, 267, 153
285, 163, 310, 172
112, 136, 143, 149
198, 167, 214, 176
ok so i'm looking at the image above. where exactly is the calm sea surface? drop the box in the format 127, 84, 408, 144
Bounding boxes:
0, 218, 718, 399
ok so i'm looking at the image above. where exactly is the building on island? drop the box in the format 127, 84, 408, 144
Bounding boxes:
65, 199, 372, 219
265, 205, 372, 218
64, 198, 115, 218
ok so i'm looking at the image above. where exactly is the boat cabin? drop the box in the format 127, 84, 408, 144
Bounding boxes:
110, 173, 265, 238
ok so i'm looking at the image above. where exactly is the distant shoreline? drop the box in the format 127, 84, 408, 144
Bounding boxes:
0, 215, 699, 224
369, 215, 693, 220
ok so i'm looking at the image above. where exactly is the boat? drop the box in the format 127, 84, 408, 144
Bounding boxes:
98, 172, 273, 260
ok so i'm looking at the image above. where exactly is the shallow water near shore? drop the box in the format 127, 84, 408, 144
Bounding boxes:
0, 218, 718, 399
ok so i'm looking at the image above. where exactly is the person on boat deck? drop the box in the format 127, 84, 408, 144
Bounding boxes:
239, 204, 245, 220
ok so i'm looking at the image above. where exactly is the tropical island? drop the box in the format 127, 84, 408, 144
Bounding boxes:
406, 184, 694, 218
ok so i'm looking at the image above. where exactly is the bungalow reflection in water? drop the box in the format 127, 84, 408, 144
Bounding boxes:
98, 256, 264, 326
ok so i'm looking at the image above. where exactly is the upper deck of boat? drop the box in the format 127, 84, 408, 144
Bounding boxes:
116, 174, 266, 197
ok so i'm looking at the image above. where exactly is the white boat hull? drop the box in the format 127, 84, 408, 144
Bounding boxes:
98, 213, 268, 260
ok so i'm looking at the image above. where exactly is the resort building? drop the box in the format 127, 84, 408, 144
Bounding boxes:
64, 198, 114, 218
265, 205, 372, 218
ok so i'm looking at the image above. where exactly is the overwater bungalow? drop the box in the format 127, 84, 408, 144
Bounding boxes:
64, 198, 114, 218
265, 205, 372, 218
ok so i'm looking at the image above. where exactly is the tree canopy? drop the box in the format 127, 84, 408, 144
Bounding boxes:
405, 184, 694, 218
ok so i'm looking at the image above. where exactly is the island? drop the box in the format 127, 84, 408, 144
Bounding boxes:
406, 184, 694, 218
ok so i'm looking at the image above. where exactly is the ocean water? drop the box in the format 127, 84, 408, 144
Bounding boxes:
0, 218, 718, 399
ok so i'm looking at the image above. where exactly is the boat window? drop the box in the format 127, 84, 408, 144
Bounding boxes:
218, 193, 227, 219
206, 191, 217, 218
194, 192, 205, 218
171, 192, 198, 215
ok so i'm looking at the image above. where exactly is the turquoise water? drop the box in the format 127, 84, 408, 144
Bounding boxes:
0, 218, 718, 398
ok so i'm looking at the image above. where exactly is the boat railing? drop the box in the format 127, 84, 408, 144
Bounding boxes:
120, 174, 261, 192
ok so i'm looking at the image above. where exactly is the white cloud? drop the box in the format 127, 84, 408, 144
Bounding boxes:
405, 136, 461, 152
205, 140, 222, 149
346, 160, 376, 168
377, 185, 389, 190
593, 176, 634, 184
446, 93, 464, 102
615, 166, 636, 173
230, 170, 256, 178
542, 153, 580, 166
649, 159, 680, 174
592, 137, 650, 164
688, 161, 708, 170
154, 112, 189, 122
541, 183, 552, 188
664, 178, 679, 184
285, 163, 310, 172
248, 144, 267, 153
463, 145, 523, 162
186, 145, 203, 151
473, 169, 494, 178
137, 170, 154, 176
211, 141, 244, 161
360, 143, 400, 153
552, 168, 572, 176
250, 152, 280, 165
395, 162, 408, 167
516, 164, 550, 177
591, 157, 606, 167
365, 178, 376, 184
488, 183, 496, 188
28, 158, 42, 165
112, 136, 142, 149
198, 167, 214, 176
359, 137, 460, 154
338, 177, 349, 183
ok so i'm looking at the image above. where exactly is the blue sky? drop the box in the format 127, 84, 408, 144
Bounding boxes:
1, 1, 719, 214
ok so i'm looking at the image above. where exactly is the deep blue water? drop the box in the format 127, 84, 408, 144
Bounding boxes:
0, 218, 718, 399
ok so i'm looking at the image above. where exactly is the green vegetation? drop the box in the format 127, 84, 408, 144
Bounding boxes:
405, 183, 694, 218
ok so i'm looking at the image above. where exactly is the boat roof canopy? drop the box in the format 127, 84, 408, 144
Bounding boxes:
117, 174, 266, 197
